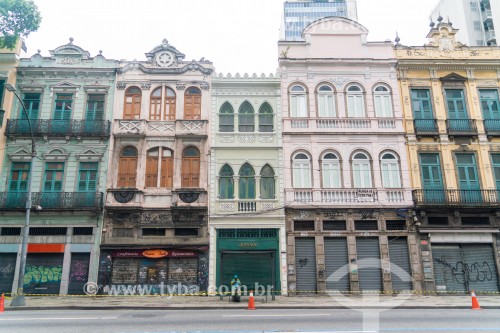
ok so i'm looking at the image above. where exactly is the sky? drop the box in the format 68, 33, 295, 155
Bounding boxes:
24, 0, 439, 74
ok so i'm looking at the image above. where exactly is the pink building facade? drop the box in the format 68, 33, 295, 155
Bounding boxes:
278, 18, 421, 294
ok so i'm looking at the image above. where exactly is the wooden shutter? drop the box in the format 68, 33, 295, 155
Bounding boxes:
181, 158, 191, 187
160, 156, 173, 188
182, 157, 199, 187
118, 157, 137, 188
145, 155, 159, 187
165, 96, 176, 120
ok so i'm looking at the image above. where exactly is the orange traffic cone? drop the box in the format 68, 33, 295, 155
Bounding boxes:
247, 290, 256, 310
0, 294, 4, 313
471, 290, 481, 310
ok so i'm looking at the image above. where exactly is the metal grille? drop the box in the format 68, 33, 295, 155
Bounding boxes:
174, 228, 198, 236
427, 217, 449, 225
388, 237, 412, 291
29, 227, 67, 236
356, 237, 382, 291
323, 221, 347, 231
217, 228, 278, 238
324, 238, 349, 291
142, 228, 166, 236
386, 220, 407, 231
354, 220, 378, 231
218, 229, 236, 238
260, 229, 278, 238
295, 238, 317, 293
294, 221, 315, 231
1, 227, 21, 236
461, 217, 490, 225
73, 227, 93, 236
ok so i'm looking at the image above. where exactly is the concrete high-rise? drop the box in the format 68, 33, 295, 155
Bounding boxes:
431, 0, 500, 46
281, 0, 358, 41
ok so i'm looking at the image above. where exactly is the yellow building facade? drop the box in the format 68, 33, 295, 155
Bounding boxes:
397, 21, 500, 293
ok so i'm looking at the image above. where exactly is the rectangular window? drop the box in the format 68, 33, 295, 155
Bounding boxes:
419, 153, 444, 190
142, 228, 166, 236
294, 221, 315, 231
479, 89, 500, 119
1, 227, 21, 236
347, 95, 365, 117
445, 89, 468, 119
293, 162, 311, 188
219, 114, 234, 132
78, 162, 98, 192
374, 95, 393, 117
491, 154, 500, 190
318, 94, 335, 117
259, 113, 273, 132
353, 162, 372, 188
44, 162, 65, 192
381, 162, 401, 188
456, 153, 482, 203
21, 93, 41, 120
470, 2, 478, 11
386, 220, 407, 231
474, 21, 482, 30
323, 220, 346, 231
411, 89, 434, 119
354, 220, 378, 231
322, 162, 341, 188
260, 176, 275, 199
112, 228, 133, 237
238, 113, 254, 132
0, 80, 4, 110
174, 228, 198, 236
290, 95, 307, 117
29, 227, 67, 236
9, 162, 30, 192
86, 94, 105, 120
53, 93, 73, 120
73, 227, 93, 236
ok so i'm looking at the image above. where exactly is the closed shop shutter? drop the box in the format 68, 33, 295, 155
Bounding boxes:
295, 238, 317, 293
24, 254, 64, 295
0, 254, 17, 294
220, 252, 274, 292
168, 258, 198, 286
388, 237, 412, 291
68, 253, 90, 295
111, 258, 139, 284
324, 238, 349, 291
461, 244, 499, 292
432, 245, 466, 292
356, 237, 382, 291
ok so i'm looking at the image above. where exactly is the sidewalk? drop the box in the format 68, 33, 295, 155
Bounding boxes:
4, 294, 500, 311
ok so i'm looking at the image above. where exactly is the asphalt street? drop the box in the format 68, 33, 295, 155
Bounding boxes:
1, 308, 500, 333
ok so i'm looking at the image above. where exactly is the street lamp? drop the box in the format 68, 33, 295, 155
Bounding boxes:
4, 83, 36, 307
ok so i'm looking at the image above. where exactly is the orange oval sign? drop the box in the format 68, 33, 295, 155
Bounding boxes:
142, 250, 168, 258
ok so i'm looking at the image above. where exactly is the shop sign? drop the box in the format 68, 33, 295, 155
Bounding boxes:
237, 242, 258, 248
111, 249, 198, 258
143, 249, 168, 258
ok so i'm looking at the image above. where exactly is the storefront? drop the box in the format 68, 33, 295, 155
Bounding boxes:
216, 228, 281, 295
0, 250, 17, 294
98, 248, 204, 295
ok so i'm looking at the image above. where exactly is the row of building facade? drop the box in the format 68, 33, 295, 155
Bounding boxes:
0, 18, 499, 296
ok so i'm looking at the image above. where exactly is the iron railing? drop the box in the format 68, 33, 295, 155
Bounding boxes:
413, 189, 500, 207
484, 119, 500, 136
0, 192, 103, 211
446, 119, 477, 135
414, 119, 439, 135
5, 120, 111, 137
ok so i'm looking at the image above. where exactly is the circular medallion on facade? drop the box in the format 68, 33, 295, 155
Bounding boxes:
114, 191, 135, 203
155, 51, 174, 67
178, 192, 200, 204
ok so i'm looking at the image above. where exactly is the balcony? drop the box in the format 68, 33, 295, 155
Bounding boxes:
285, 188, 412, 207
482, 9, 493, 23
414, 119, 439, 135
446, 119, 477, 136
0, 192, 103, 211
485, 29, 496, 44
413, 189, 500, 207
5, 120, 111, 138
113, 119, 207, 137
484, 119, 500, 136
215, 199, 279, 214
283, 118, 403, 134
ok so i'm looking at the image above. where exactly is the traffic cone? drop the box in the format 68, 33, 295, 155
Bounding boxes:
247, 290, 256, 310
0, 294, 4, 313
471, 290, 481, 310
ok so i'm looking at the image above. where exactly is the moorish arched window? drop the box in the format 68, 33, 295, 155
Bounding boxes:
219, 102, 234, 132
258, 102, 274, 132
260, 164, 275, 199
219, 164, 234, 199
239, 101, 255, 132
239, 163, 256, 199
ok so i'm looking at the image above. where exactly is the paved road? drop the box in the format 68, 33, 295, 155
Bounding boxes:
1, 309, 500, 333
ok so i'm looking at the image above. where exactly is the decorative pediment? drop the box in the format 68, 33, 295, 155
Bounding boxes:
50, 81, 80, 97
425, 22, 465, 51
145, 38, 186, 66
50, 38, 90, 59
8, 148, 32, 161
440, 73, 467, 84
76, 149, 104, 162
43, 148, 70, 161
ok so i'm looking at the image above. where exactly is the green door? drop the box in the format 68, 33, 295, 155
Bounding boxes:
42, 162, 65, 208
52, 94, 72, 134
411, 89, 436, 132
456, 154, 482, 203
77, 162, 98, 208
85, 94, 105, 135
7, 162, 30, 208
480, 90, 500, 133
445, 89, 469, 132
491, 154, 500, 202
18, 93, 40, 134
419, 153, 445, 202
220, 252, 274, 294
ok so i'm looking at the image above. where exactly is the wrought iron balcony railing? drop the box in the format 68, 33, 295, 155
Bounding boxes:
446, 119, 477, 136
414, 119, 439, 135
413, 189, 500, 207
484, 119, 500, 136
0, 192, 103, 211
5, 120, 111, 138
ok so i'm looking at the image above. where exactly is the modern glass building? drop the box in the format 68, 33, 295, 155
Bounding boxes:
282, 0, 358, 41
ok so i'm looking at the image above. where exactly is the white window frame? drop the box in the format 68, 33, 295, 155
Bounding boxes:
346, 84, 365, 118
292, 153, 312, 188
373, 85, 394, 118
321, 152, 341, 188
290, 85, 307, 117
381, 152, 402, 188
317, 85, 336, 117
352, 152, 372, 188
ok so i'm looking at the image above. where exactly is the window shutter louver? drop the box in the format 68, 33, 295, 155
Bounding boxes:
160, 156, 173, 188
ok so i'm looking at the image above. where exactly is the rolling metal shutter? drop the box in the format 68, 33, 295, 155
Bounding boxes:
324, 238, 349, 291
111, 258, 139, 284
356, 237, 382, 291
0, 254, 17, 294
295, 238, 317, 293
68, 253, 90, 295
388, 237, 412, 291
220, 252, 274, 292
24, 254, 64, 295
432, 245, 466, 292
461, 244, 499, 292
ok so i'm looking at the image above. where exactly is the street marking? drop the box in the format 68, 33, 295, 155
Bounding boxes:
0, 317, 118, 321
222, 313, 332, 318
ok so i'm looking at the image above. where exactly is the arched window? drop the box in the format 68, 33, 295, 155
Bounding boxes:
219, 164, 234, 199
219, 102, 234, 132
346, 84, 365, 118
373, 85, 393, 117
322, 152, 341, 188
145, 147, 173, 188
123, 87, 142, 119
184, 87, 201, 120
260, 164, 275, 199
181, 147, 200, 187
118, 146, 138, 188
292, 153, 312, 188
150, 88, 162, 120
317, 85, 336, 117
239, 163, 256, 199
381, 152, 401, 188
290, 85, 307, 117
352, 152, 372, 188
239, 101, 254, 132
259, 102, 274, 132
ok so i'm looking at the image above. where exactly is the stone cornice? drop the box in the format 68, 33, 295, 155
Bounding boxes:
118, 61, 213, 75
